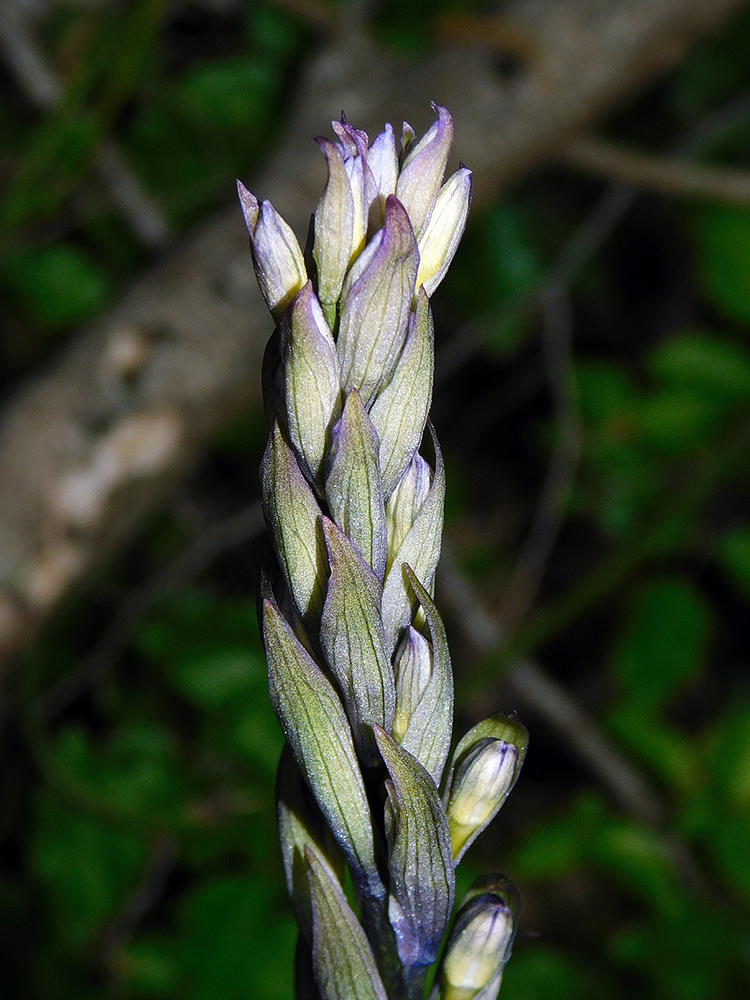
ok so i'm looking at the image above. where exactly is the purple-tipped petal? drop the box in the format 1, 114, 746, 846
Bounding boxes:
237, 180, 259, 234
366, 123, 398, 231
332, 116, 369, 157
396, 104, 453, 237
250, 199, 307, 320
337, 195, 419, 406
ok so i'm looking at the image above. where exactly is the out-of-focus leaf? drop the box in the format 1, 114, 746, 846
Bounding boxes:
610, 578, 711, 713
512, 794, 605, 882
718, 526, 750, 599
637, 390, 718, 452
649, 330, 750, 400
499, 948, 600, 1000
177, 876, 295, 1000
32, 795, 145, 947
693, 205, 750, 325
610, 908, 740, 1000
592, 821, 686, 919
1, 245, 109, 328
178, 58, 276, 132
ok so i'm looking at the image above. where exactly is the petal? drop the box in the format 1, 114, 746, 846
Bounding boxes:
416, 166, 472, 297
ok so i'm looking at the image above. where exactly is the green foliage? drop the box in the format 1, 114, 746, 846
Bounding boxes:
692, 206, 750, 324
1, 245, 110, 329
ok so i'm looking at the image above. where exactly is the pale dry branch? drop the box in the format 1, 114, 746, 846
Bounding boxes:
0, 0, 747, 667
562, 134, 750, 204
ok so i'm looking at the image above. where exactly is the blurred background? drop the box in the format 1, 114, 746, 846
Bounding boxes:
2, 0, 750, 997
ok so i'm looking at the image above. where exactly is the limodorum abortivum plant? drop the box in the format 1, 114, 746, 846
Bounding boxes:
239, 105, 528, 1000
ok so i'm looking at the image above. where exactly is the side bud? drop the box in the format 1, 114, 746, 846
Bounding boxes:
432, 876, 519, 1000
443, 715, 528, 863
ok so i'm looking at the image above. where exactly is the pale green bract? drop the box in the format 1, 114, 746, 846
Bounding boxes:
241, 104, 527, 1000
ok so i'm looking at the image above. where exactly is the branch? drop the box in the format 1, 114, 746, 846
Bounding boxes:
562, 134, 750, 204
0, 0, 747, 666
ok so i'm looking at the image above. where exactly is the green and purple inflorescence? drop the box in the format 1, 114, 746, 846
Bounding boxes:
239, 104, 527, 1000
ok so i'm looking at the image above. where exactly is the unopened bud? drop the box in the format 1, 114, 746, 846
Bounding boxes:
436, 876, 519, 1000
237, 182, 306, 319
446, 740, 518, 861
396, 104, 453, 236
443, 714, 527, 863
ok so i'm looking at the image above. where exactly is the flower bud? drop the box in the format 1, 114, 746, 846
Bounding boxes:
313, 139, 356, 322
393, 625, 432, 743
417, 167, 472, 297
443, 715, 528, 863
436, 876, 519, 1000
337, 195, 419, 406
237, 182, 307, 319
282, 282, 340, 483
396, 104, 453, 237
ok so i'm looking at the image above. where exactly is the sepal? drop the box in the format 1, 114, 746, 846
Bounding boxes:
337, 195, 419, 406
375, 727, 455, 970
320, 518, 395, 766
261, 422, 327, 623
313, 138, 356, 322
396, 104, 453, 237
393, 567, 453, 786
282, 282, 341, 483
416, 167, 472, 297
277, 744, 345, 940
370, 288, 434, 497
306, 848, 390, 1000
237, 182, 307, 319
263, 596, 382, 897
382, 430, 445, 653
325, 391, 387, 579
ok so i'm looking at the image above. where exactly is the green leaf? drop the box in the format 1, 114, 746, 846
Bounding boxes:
648, 330, 750, 400
2, 245, 109, 328
32, 795, 145, 947
610, 578, 711, 713
177, 876, 295, 1000
718, 526, 750, 600
693, 205, 750, 325
500, 948, 599, 1000
512, 794, 605, 881
593, 821, 686, 919
178, 58, 276, 132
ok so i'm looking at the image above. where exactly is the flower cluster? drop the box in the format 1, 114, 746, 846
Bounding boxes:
240, 105, 527, 1000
